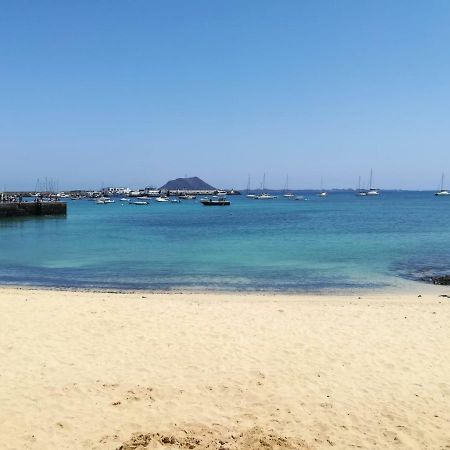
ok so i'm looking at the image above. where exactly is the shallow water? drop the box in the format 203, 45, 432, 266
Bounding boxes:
0, 192, 449, 292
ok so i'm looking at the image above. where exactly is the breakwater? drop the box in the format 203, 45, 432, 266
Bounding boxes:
0, 202, 67, 218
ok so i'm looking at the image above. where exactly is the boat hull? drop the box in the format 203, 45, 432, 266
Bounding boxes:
201, 200, 230, 206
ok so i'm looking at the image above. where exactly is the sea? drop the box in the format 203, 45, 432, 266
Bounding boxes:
0, 192, 449, 292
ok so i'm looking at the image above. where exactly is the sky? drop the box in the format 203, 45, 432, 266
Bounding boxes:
1, 0, 450, 191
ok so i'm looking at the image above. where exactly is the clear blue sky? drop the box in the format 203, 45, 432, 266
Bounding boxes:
1, 0, 450, 190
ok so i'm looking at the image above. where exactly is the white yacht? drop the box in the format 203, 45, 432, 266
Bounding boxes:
435, 173, 449, 196
178, 194, 196, 200
155, 196, 170, 202
283, 175, 295, 198
366, 169, 379, 195
255, 193, 277, 200
254, 174, 277, 199
245, 175, 257, 198
318, 177, 327, 197
356, 176, 367, 196
96, 197, 115, 204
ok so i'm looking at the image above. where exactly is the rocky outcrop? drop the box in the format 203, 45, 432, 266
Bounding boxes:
427, 275, 450, 285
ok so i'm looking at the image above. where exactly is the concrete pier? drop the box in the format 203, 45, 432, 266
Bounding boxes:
0, 202, 67, 218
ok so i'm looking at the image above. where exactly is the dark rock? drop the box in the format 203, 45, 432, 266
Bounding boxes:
419, 274, 450, 285
431, 275, 450, 285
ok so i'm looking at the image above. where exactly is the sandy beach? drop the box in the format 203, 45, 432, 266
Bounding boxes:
0, 287, 449, 450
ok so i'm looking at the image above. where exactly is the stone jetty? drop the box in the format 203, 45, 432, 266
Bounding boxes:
0, 202, 67, 218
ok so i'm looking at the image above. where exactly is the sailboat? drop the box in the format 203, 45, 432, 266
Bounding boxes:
283, 175, 295, 198
318, 177, 327, 197
435, 173, 449, 196
366, 169, 379, 195
356, 176, 367, 196
254, 174, 276, 199
246, 175, 256, 198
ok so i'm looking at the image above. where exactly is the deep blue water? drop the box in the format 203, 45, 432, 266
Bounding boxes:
0, 192, 449, 292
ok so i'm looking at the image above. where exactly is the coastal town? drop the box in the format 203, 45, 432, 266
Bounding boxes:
0, 176, 240, 201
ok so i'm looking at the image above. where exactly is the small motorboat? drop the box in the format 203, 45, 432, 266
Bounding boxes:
155, 196, 170, 202
96, 197, 115, 204
120, 198, 130, 202
178, 194, 196, 200
129, 200, 149, 205
201, 196, 230, 206
170, 198, 181, 203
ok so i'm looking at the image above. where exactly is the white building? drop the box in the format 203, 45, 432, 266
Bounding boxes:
104, 187, 132, 195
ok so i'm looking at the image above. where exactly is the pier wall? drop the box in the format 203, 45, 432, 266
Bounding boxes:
0, 202, 67, 218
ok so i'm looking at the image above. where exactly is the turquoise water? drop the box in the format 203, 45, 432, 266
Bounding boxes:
0, 192, 449, 292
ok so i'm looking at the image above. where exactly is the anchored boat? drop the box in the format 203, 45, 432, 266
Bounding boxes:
201, 196, 230, 206
366, 169, 379, 196
253, 174, 277, 199
155, 196, 170, 202
318, 177, 327, 197
129, 200, 149, 205
283, 175, 295, 198
435, 173, 449, 196
96, 197, 115, 204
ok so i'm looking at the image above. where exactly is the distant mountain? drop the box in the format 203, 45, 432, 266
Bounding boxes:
160, 176, 216, 190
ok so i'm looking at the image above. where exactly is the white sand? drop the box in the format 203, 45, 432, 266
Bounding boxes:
0, 287, 449, 449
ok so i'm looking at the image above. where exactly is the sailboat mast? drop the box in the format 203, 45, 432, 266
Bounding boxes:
442, 172, 445, 191
369, 169, 373, 190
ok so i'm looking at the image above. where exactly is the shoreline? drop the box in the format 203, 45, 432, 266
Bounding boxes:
1, 287, 449, 449
0, 277, 447, 297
